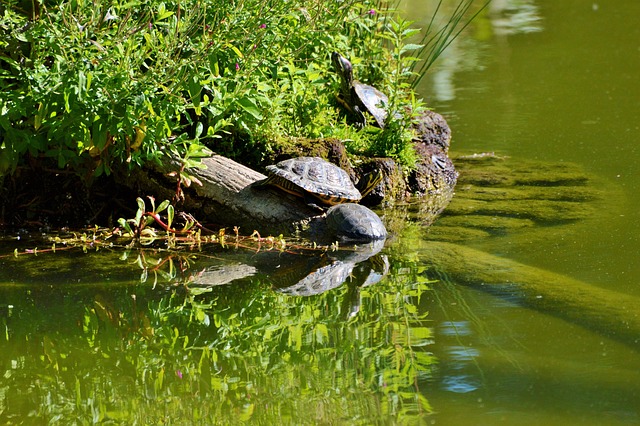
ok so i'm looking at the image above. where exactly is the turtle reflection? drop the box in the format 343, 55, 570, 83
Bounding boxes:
187, 239, 389, 319
270, 240, 389, 318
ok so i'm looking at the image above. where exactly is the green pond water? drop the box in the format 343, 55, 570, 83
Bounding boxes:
2, 1, 640, 424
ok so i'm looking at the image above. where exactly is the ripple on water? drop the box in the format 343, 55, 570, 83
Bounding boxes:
441, 374, 480, 394
438, 320, 472, 336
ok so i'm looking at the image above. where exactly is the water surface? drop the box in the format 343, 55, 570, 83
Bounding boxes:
402, 0, 640, 423
413, 0, 640, 289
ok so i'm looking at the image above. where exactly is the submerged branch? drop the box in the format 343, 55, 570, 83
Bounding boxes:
423, 241, 640, 350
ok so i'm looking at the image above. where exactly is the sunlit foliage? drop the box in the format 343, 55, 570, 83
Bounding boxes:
0, 0, 487, 175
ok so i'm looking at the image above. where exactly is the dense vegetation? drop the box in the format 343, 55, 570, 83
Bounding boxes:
1, 0, 486, 171
1, 0, 418, 176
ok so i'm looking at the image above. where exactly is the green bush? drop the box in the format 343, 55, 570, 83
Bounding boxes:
0, 0, 484, 177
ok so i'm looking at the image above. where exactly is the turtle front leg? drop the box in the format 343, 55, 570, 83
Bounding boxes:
353, 105, 368, 129
335, 93, 367, 128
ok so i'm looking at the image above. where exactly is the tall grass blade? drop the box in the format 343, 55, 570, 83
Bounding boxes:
412, 0, 490, 88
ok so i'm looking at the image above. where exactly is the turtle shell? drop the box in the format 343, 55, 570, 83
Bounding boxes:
325, 203, 387, 243
353, 83, 389, 128
265, 157, 361, 205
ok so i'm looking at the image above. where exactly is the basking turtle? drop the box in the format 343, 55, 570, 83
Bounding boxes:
259, 156, 381, 207
332, 52, 389, 128
325, 203, 387, 243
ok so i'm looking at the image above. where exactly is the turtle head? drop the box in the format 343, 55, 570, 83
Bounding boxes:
331, 52, 354, 87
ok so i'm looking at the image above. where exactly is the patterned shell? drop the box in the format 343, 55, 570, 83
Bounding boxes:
353, 83, 389, 128
265, 157, 361, 205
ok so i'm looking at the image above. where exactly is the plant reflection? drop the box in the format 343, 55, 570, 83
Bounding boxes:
419, 0, 543, 102
0, 241, 436, 424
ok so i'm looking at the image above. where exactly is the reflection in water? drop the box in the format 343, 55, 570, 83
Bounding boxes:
423, 0, 542, 102
442, 345, 481, 393
489, 0, 542, 35
191, 263, 257, 286
429, 40, 465, 102
447, 345, 480, 362
271, 240, 386, 296
439, 320, 472, 336
0, 239, 427, 424
441, 374, 480, 393
186, 238, 390, 317
264, 240, 389, 319
270, 241, 390, 319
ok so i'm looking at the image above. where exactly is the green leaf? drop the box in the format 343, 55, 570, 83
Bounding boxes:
194, 122, 203, 138
63, 90, 72, 113
135, 198, 145, 226
187, 142, 211, 159
156, 199, 171, 214
189, 287, 212, 296
228, 43, 244, 59
92, 119, 108, 150
188, 77, 201, 109
400, 43, 424, 55
157, 3, 174, 20
237, 97, 263, 120
402, 28, 421, 38
167, 204, 174, 229
77, 70, 86, 100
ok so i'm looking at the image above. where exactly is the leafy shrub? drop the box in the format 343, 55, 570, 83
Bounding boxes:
0, 0, 486, 177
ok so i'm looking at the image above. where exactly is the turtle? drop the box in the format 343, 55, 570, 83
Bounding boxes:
332, 52, 389, 128
259, 156, 382, 207
324, 203, 387, 243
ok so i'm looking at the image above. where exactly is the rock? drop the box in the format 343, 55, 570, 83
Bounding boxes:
411, 110, 452, 153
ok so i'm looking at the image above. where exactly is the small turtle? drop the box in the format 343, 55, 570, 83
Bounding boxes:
325, 203, 387, 243
332, 52, 389, 128
259, 156, 381, 207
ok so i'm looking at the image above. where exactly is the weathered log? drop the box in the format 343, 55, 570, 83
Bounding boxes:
129, 147, 456, 239
130, 154, 321, 236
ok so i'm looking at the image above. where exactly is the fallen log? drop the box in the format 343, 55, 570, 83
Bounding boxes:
122, 109, 457, 239
129, 146, 455, 239
422, 241, 640, 349
130, 154, 322, 236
